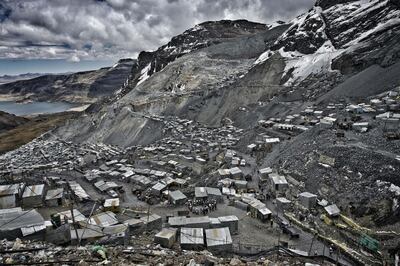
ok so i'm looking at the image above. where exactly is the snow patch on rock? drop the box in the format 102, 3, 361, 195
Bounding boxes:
137, 63, 152, 86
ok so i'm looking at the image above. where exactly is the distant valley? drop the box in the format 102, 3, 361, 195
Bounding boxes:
0, 58, 135, 104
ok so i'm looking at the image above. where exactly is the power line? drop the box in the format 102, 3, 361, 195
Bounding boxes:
78, 201, 98, 246
0, 188, 67, 239
0, 209, 36, 230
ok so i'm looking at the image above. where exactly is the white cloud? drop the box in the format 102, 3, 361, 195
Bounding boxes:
0, 0, 314, 60
67, 54, 80, 62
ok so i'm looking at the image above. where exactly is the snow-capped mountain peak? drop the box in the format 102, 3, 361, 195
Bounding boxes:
254, 0, 400, 85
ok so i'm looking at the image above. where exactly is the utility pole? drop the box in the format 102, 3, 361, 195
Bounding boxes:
146, 205, 150, 231
309, 233, 316, 255
336, 247, 340, 265
79, 201, 97, 246
277, 222, 281, 260
68, 189, 80, 246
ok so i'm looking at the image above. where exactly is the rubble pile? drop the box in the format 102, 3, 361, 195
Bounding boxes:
0, 236, 325, 265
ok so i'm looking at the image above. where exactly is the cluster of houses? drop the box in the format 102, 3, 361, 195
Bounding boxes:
0, 137, 122, 178
1, 93, 389, 258
0, 177, 165, 245
0, 183, 66, 210
160, 117, 243, 153
254, 88, 400, 138
153, 215, 239, 252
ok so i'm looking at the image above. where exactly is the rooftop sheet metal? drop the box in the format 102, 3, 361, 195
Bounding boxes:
169, 190, 187, 201
45, 188, 64, 200
0, 184, 21, 196
22, 184, 45, 198
180, 227, 204, 245
0, 209, 44, 231
205, 227, 232, 247
89, 211, 118, 227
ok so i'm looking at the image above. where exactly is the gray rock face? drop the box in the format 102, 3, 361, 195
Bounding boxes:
272, 9, 326, 54
130, 20, 269, 87
87, 59, 136, 98
0, 111, 28, 133
54, 0, 400, 146
325, 0, 400, 74
53, 22, 289, 146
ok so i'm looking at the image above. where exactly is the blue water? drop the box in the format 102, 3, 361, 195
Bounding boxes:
0, 101, 79, 116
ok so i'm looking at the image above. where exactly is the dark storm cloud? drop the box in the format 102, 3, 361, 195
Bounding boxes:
0, 0, 315, 61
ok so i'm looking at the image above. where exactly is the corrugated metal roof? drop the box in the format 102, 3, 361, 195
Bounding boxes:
205, 227, 232, 247
218, 215, 239, 223
187, 216, 210, 225
259, 167, 272, 175
46, 188, 63, 200
258, 207, 272, 215
195, 187, 207, 198
58, 209, 86, 223
169, 216, 210, 227
22, 184, 45, 198
70, 228, 103, 240
324, 204, 341, 216
210, 218, 221, 225
103, 224, 127, 235
155, 228, 176, 238
169, 190, 187, 201
0, 184, 21, 196
270, 175, 288, 185
180, 227, 204, 245
0, 209, 44, 231
229, 167, 242, 175
140, 214, 161, 224
205, 187, 222, 196
0, 207, 22, 214
21, 224, 46, 236
104, 198, 120, 208
89, 211, 118, 227
68, 181, 90, 200
152, 182, 167, 191
168, 216, 186, 226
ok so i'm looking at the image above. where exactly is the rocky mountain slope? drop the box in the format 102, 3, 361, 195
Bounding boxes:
0, 110, 28, 133
53, 1, 398, 136
0, 59, 135, 103
55, 0, 400, 146
130, 20, 270, 88
47, 1, 400, 226
0, 73, 48, 85
257, 0, 400, 99
56, 20, 290, 145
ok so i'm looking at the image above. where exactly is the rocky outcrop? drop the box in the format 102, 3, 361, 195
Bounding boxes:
130, 20, 269, 87
271, 8, 326, 54
0, 111, 29, 132
329, 0, 400, 74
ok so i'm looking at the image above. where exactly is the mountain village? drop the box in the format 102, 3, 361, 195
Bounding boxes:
0, 86, 399, 265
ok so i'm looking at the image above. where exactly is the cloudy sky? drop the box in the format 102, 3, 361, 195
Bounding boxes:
0, 0, 314, 75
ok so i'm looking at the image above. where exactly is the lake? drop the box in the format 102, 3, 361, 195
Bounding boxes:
0, 101, 80, 116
